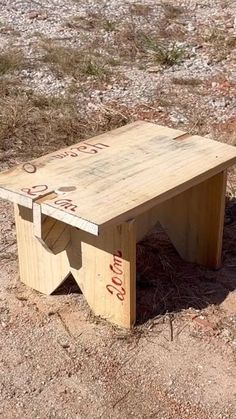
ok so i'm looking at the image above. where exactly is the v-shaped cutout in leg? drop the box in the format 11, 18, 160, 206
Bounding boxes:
14, 204, 71, 295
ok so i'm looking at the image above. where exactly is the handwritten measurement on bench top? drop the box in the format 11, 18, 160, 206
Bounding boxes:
106, 250, 126, 301
51, 141, 110, 159
21, 184, 48, 196
54, 198, 77, 212
20, 185, 78, 212
21, 141, 110, 174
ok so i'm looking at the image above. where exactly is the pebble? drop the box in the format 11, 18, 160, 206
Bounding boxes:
28, 11, 40, 20
59, 340, 70, 349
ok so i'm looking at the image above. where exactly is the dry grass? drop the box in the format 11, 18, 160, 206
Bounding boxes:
65, 9, 187, 68
41, 42, 110, 80
203, 27, 236, 61
0, 50, 25, 75
112, 24, 139, 61
0, 80, 129, 163
138, 32, 187, 66
130, 3, 153, 16
0, 90, 83, 160
161, 3, 184, 19
135, 215, 236, 324
172, 77, 202, 86
102, 19, 117, 32
112, 25, 188, 66
66, 13, 116, 32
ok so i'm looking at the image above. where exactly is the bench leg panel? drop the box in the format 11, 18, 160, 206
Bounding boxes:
14, 204, 70, 294
15, 169, 225, 325
155, 171, 227, 268
69, 220, 136, 328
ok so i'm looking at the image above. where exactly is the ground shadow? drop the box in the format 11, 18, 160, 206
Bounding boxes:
53, 274, 82, 295
51, 198, 236, 326
136, 197, 236, 324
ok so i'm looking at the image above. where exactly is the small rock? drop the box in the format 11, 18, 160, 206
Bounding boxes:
147, 66, 161, 73
27, 11, 48, 20
28, 11, 39, 20
192, 316, 215, 330
187, 23, 196, 32
37, 13, 48, 21
226, 21, 234, 29
59, 341, 70, 349
16, 295, 28, 301
48, 309, 57, 316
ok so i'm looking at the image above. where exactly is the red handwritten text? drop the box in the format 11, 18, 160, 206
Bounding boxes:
106, 250, 125, 301
54, 198, 77, 212
21, 184, 48, 196
22, 162, 37, 173
52, 142, 110, 160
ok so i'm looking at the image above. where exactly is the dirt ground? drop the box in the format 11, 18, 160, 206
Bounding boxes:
1, 200, 236, 419
0, 1, 236, 418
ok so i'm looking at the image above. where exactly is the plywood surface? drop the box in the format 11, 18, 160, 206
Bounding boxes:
1, 121, 236, 234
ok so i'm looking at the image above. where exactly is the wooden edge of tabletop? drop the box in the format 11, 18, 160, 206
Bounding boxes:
39, 154, 236, 237
0, 186, 33, 208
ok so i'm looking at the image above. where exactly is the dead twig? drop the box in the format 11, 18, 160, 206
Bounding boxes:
112, 390, 130, 409
169, 313, 174, 342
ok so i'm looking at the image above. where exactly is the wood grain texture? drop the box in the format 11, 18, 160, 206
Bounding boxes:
136, 206, 162, 242
4, 122, 236, 329
154, 171, 227, 268
15, 203, 136, 327
14, 204, 70, 294
1, 121, 236, 235
69, 221, 136, 328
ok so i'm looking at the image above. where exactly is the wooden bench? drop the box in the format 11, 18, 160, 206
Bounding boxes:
1, 121, 236, 327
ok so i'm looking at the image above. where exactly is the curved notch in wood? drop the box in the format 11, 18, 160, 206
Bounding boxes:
15, 204, 71, 295
33, 193, 71, 254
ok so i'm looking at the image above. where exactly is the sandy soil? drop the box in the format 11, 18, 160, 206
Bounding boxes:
0, 1, 236, 418
0, 198, 236, 419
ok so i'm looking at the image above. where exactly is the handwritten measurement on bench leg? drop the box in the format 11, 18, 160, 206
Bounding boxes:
106, 250, 126, 301
20, 185, 78, 212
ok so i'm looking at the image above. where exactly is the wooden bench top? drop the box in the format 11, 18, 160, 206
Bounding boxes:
1, 121, 236, 235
